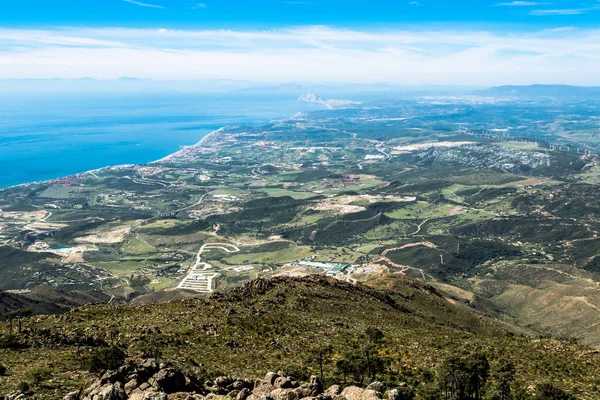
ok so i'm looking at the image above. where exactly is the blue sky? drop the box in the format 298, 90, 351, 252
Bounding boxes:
2, 0, 600, 29
1, 0, 599, 85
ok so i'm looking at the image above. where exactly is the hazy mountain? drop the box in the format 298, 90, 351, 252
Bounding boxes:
482, 84, 600, 99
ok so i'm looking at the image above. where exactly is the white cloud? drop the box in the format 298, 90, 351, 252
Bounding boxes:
530, 8, 589, 15
1, 26, 600, 85
123, 0, 165, 9
191, 3, 207, 9
494, 1, 545, 6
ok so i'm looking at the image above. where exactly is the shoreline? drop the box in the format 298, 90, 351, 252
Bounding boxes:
0, 128, 223, 190
0, 110, 310, 191
150, 127, 227, 164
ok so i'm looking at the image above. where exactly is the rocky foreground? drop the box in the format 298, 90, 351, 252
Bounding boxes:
3, 359, 395, 400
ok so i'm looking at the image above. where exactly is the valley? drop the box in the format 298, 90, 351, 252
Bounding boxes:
2, 94, 600, 349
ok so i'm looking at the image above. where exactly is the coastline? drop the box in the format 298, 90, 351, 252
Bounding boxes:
0, 110, 308, 191
0, 127, 225, 190
150, 127, 227, 164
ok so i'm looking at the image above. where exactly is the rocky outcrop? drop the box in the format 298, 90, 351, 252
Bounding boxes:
61, 359, 204, 400
4, 392, 33, 400
340, 386, 381, 400
59, 362, 396, 400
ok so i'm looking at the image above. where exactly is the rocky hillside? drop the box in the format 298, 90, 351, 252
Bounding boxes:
0, 285, 110, 320
0, 291, 64, 319
3, 359, 423, 400
0, 275, 596, 399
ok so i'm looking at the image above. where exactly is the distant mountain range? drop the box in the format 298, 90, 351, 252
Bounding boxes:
480, 84, 600, 99
0, 78, 476, 96
1, 78, 598, 100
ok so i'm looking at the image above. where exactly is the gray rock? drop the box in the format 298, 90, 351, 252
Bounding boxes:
232, 379, 253, 391
325, 385, 342, 397
150, 368, 188, 394
274, 377, 297, 390
340, 386, 381, 400
269, 388, 295, 400
237, 388, 252, 400
64, 391, 81, 400
170, 395, 205, 400
124, 378, 140, 394
307, 376, 323, 396
6, 392, 31, 400
100, 370, 121, 385
129, 393, 168, 400
264, 372, 280, 386
214, 376, 234, 388
387, 389, 399, 400
138, 359, 159, 378
118, 365, 134, 376
366, 382, 385, 394
84, 382, 127, 400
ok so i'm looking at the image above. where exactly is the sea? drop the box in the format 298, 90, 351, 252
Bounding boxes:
0, 92, 324, 188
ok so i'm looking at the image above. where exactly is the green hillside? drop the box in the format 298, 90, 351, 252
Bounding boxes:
0, 275, 598, 399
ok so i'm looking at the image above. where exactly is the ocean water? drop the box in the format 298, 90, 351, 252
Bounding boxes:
0, 92, 323, 188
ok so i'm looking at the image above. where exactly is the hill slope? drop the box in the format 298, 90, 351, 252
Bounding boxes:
0, 285, 110, 320
1, 275, 599, 398
0, 291, 65, 318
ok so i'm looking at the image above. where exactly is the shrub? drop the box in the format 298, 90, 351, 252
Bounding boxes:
27, 367, 51, 386
84, 346, 127, 373
17, 381, 30, 392
0, 363, 6, 376
0, 334, 26, 349
536, 383, 577, 400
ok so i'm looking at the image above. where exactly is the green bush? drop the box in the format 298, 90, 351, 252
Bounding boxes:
27, 367, 52, 386
536, 383, 577, 400
0, 334, 26, 349
0, 363, 6, 376
84, 346, 126, 373
17, 381, 30, 392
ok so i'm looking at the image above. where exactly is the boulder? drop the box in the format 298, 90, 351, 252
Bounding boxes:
64, 391, 81, 400
253, 382, 276, 397
264, 372, 280, 386
340, 386, 381, 400
129, 393, 168, 400
208, 387, 229, 396
232, 379, 253, 391
366, 382, 385, 395
118, 365, 135, 376
150, 368, 188, 394
125, 379, 140, 394
100, 370, 122, 385
274, 377, 297, 390
325, 386, 342, 397
138, 383, 151, 392
269, 388, 299, 400
84, 382, 127, 400
214, 376, 234, 389
5, 392, 31, 400
386, 389, 399, 400
237, 388, 252, 400
138, 359, 159, 380
167, 394, 205, 400
306, 376, 323, 396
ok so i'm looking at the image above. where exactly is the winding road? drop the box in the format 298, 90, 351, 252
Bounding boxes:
176, 243, 240, 292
